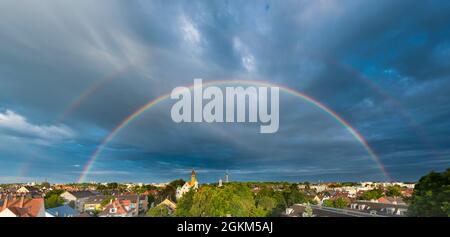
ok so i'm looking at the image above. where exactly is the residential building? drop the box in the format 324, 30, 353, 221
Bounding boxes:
0, 197, 45, 217
349, 200, 408, 216
98, 198, 138, 217
46, 204, 79, 217
83, 195, 111, 212
16, 186, 42, 197
158, 198, 177, 215
310, 184, 328, 193
377, 196, 406, 205
118, 194, 148, 215
60, 190, 97, 212
284, 204, 383, 217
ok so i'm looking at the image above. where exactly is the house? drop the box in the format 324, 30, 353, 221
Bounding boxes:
284, 204, 382, 217
0, 197, 46, 217
376, 197, 406, 205
310, 184, 328, 193
349, 200, 408, 216
16, 186, 40, 194
60, 191, 97, 211
297, 184, 307, 190
332, 192, 353, 203
251, 186, 261, 193
401, 189, 414, 197
160, 198, 176, 210
117, 194, 148, 215
313, 194, 331, 205
46, 204, 79, 217
98, 198, 138, 217
331, 186, 361, 197
176, 169, 199, 199
156, 198, 177, 215
83, 195, 112, 212
16, 186, 42, 197
60, 190, 97, 202
361, 182, 374, 188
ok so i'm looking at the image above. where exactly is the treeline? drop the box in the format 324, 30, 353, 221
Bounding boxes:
170, 183, 315, 217
407, 168, 450, 217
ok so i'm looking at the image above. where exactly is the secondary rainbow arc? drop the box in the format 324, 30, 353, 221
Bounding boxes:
78, 79, 392, 183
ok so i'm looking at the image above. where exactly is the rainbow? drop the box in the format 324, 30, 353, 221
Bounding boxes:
78, 79, 392, 182
56, 66, 129, 123
16, 66, 130, 179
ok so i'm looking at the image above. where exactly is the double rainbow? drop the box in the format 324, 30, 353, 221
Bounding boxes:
77, 79, 392, 182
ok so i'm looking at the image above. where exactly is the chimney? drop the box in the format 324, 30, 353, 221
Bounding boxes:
19, 196, 25, 208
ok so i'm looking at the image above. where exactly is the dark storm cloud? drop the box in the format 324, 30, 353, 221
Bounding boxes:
0, 0, 449, 183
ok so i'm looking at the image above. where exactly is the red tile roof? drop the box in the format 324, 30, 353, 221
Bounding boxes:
99, 199, 134, 216
0, 197, 44, 217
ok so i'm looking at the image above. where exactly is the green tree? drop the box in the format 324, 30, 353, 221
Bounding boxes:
91, 209, 101, 217
408, 168, 450, 217
147, 205, 171, 217
256, 196, 277, 216
254, 187, 286, 216
45, 194, 65, 208
169, 179, 186, 188
188, 184, 258, 217
106, 182, 118, 189
386, 185, 402, 197
130, 184, 158, 194
323, 199, 334, 207
147, 195, 155, 207
45, 189, 64, 197
323, 197, 348, 209
284, 188, 309, 206
40, 182, 51, 189
304, 204, 314, 217
303, 182, 311, 190
100, 196, 113, 207
96, 184, 107, 192
174, 189, 195, 217
334, 197, 349, 209
359, 188, 384, 200
159, 185, 176, 202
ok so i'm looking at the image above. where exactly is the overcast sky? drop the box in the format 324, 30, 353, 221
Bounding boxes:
0, 0, 449, 183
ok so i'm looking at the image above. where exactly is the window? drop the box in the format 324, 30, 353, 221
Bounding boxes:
386, 208, 395, 215
110, 208, 117, 213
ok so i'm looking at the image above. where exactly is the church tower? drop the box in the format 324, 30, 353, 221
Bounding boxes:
191, 169, 196, 185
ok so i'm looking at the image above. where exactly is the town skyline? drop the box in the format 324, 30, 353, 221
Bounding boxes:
1, 167, 448, 217
0, 168, 421, 185
1, 1, 450, 184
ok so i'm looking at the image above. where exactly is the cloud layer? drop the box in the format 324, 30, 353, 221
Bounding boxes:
0, 110, 74, 140
0, 0, 449, 183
